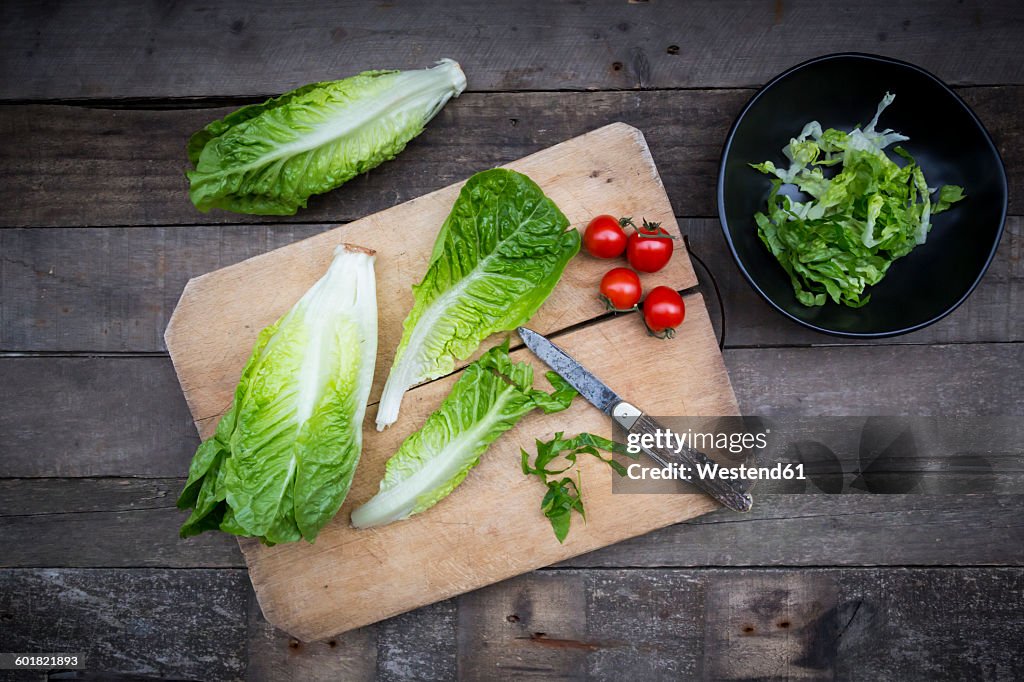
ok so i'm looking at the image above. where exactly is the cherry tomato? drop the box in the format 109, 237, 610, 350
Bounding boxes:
599, 267, 642, 311
642, 286, 685, 338
583, 214, 629, 259
626, 219, 674, 273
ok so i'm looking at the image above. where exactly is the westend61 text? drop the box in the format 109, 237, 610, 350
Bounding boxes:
626, 461, 806, 482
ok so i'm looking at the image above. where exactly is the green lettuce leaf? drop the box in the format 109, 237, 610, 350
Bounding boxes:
187, 59, 466, 215
375, 168, 580, 430
350, 340, 576, 529
178, 245, 378, 544
751, 92, 965, 307
521, 432, 635, 543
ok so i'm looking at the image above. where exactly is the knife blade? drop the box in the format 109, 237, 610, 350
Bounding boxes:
517, 327, 622, 414
517, 326, 753, 513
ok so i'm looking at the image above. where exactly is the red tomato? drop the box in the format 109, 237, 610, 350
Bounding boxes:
599, 267, 642, 311
583, 214, 629, 259
626, 220, 674, 273
643, 286, 685, 338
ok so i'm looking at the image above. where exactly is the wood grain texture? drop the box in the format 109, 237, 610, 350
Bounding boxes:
562, 495, 1024, 569
3, 479, 1021, 569
5, 567, 1021, 680
246, 586, 458, 682
0, 224, 329, 352
0, 568, 454, 682
727, 343, 1024, 417
3, 343, 1018, 576
455, 568, 1024, 680
0, 569, 249, 681
0, 356, 199, 477
0, 478, 241, 569
164, 123, 697, 432
2, 216, 1019, 354
3, 0, 1023, 100
4, 343, 1020, 477
1, 87, 1020, 228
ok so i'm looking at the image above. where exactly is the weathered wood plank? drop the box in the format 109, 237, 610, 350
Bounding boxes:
0, 356, 200, 477
457, 569, 615, 680
247, 596, 378, 682
4, 568, 1020, 680
454, 568, 1024, 680
566, 494, 1024, 569
2, 217, 1019, 353
0, 478, 242, 569
2, 0, 1023, 100
0, 476, 183, 516
727, 343, 1024, 417
0, 568, 249, 681
246, 586, 457, 682
0, 90, 741, 227
3, 478, 1020, 569
0, 568, 454, 681
3, 343, 1020, 477
0, 224, 329, 352
1, 86, 1020, 228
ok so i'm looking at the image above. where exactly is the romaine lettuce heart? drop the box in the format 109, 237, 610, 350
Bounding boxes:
375, 168, 580, 430
187, 59, 466, 215
177, 244, 377, 545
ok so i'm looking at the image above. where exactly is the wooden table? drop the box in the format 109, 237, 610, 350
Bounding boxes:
1, 2, 1022, 680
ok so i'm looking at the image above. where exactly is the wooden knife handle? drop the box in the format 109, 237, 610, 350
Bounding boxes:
612, 402, 754, 513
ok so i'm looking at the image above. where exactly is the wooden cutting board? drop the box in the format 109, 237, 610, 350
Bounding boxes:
165, 123, 738, 641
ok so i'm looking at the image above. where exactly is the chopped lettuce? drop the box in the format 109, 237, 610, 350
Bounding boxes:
375, 168, 580, 430
751, 93, 965, 307
187, 59, 466, 215
178, 245, 378, 545
521, 432, 634, 543
350, 341, 576, 529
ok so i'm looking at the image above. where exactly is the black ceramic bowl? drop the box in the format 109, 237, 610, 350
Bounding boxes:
718, 53, 1007, 337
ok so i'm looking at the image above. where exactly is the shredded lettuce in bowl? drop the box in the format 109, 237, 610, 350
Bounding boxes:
751, 93, 965, 307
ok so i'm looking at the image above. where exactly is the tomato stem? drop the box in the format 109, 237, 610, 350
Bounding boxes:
599, 294, 639, 314
634, 218, 677, 240
640, 313, 677, 339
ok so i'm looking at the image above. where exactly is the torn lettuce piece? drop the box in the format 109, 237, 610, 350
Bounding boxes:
521, 432, 635, 543
187, 59, 466, 215
351, 341, 576, 529
751, 92, 965, 308
375, 168, 580, 430
178, 244, 378, 545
